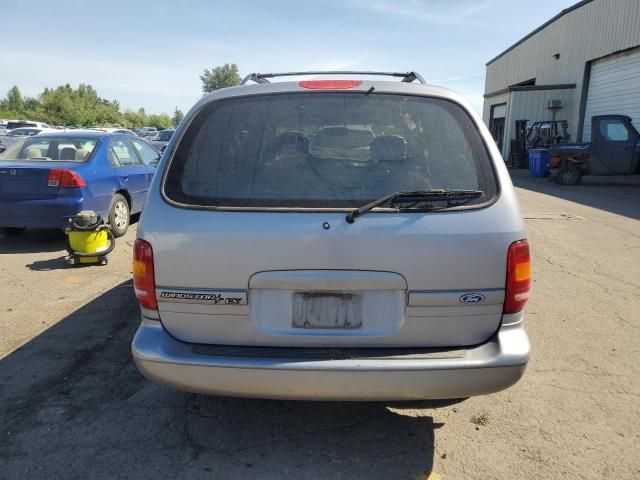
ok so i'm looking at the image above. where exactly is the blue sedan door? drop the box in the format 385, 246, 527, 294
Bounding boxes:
108, 139, 149, 213
130, 138, 161, 186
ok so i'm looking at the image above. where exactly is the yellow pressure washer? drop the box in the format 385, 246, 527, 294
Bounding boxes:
65, 210, 115, 266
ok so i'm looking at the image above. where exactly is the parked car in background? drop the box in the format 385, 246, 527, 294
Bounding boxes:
139, 127, 158, 139
550, 115, 640, 185
5, 120, 51, 130
0, 131, 160, 236
132, 71, 531, 401
149, 128, 175, 152
92, 127, 137, 136
4, 127, 53, 137
0, 127, 56, 150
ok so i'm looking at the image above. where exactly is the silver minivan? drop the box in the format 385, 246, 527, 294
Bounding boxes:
132, 71, 531, 401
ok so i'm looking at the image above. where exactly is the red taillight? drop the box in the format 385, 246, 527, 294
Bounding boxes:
504, 240, 531, 314
297, 80, 362, 89
133, 239, 157, 310
48, 169, 86, 187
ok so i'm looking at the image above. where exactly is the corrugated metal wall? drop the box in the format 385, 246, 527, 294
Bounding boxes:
484, 89, 575, 159
482, 92, 510, 125
484, 0, 640, 138
482, 92, 510, 156
508, 89, 577, 140
486, 0, 640, 92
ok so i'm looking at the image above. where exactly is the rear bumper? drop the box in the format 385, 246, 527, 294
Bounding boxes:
0, 197, 85, 228
132, 319, 529, 401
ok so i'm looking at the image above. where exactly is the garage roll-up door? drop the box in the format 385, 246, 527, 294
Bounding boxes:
583, 47, 640, 142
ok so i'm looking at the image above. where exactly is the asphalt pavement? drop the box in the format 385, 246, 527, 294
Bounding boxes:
1, 172, 639, 479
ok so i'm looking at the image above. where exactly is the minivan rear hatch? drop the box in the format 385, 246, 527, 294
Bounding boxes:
150, 87, 513, 348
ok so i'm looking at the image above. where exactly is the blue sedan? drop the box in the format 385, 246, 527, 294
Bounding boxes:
0, 131, 160, 237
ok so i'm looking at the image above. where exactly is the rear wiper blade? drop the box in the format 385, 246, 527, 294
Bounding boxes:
345, 189, 483, 224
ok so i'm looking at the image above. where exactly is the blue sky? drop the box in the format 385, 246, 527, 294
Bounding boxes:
1, 0, 578, 115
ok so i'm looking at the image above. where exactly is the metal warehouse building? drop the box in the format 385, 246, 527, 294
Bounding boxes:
483, 0, 640, 163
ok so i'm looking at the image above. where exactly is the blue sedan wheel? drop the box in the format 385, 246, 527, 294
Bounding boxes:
108, 194, 130, 237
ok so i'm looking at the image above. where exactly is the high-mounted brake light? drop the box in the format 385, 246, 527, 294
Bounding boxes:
48, 169, 86, 187
298, 80, 363, 90
133, 239, 157, 310
503, 240, 531, 314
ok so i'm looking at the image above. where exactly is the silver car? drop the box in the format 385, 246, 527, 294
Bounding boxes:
148, 128, 175, 153
131, 71, 531, 401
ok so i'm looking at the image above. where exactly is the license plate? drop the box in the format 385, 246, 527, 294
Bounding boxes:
293, 292, 362, 329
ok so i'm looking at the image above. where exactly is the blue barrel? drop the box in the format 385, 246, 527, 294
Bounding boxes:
528, 149, 550, 177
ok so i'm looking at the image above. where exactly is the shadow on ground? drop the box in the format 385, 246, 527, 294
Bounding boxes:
1, 281, 440, 480
26, 256, 113, 271
0, 229, 66, 254
25, 255, 70, 271
510, 169, 640, 221
0, 215, 139, 255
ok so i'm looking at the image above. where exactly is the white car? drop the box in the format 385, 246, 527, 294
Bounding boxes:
91, 127, 137, 136
139, 127, 158, 138
4, 120, 51, 130
3, 127, 54, 137
0, 127, 57, 149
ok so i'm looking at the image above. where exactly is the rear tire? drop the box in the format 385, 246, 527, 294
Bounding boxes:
555, 164, 582, 185
108, 194, 130, 238
2, 227, 26, 236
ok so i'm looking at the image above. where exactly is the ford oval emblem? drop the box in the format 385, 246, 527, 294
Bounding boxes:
459, 293, 485, 304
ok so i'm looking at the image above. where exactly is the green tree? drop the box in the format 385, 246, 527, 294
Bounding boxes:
6, 86, 24, 111
123, 109, 145, 128
172, 107, 184, 126
200, 63, 241, 94
0, 83, 177, 129
40, 86, 77, 124
23, 97, 45, 122
147, 114, 173, 130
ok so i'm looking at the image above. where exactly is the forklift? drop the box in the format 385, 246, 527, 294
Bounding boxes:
526, 120, 570, 150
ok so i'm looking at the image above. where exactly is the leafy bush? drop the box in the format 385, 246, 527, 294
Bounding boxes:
0, 84, 172, 129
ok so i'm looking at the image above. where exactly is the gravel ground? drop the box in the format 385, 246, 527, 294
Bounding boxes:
1, 172, 639, 479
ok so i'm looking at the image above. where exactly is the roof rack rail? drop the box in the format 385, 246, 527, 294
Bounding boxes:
240, 71, 426, 85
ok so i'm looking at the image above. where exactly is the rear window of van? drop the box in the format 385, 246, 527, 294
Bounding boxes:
164, 93, 497, 208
